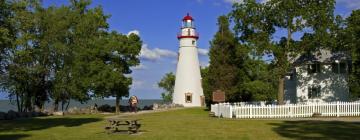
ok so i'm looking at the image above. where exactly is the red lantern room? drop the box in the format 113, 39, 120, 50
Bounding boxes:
177, 13, 199, 40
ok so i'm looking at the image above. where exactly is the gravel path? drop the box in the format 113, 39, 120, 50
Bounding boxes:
105, 108, 185, 119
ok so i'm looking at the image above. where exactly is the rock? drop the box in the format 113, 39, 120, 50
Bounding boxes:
0, 112, 6, 120
152, 103, 183, 110
98, 104, 114, 112
67, 107, 79, 114
142, 105, 153, 110
53, 111, 64, 116
153, 103, 159, 110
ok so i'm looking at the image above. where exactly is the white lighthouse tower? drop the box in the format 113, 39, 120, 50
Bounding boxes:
173, 13, 204, 107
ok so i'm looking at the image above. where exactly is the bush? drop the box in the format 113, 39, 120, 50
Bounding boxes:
6, 110, 18, 120
98, 104, 115, 112
0, 112, 6, 120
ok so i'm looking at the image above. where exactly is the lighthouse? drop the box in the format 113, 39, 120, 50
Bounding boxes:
173, 13, 204, 107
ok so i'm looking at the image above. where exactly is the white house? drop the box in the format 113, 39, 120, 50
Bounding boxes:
284, 49, 351, 104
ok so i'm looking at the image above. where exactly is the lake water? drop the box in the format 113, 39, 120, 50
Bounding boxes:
0, 99, 164, 112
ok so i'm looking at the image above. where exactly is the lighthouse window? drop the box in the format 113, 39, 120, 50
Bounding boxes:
192, 40, 195, 45
185, 93, 192, 103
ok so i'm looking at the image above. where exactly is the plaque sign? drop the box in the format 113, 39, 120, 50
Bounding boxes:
212, 90, 225, 103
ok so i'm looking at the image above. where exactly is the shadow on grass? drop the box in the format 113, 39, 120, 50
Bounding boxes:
0, 134, 30, 140
0, 117, 102, 139
269, 120, 360, 140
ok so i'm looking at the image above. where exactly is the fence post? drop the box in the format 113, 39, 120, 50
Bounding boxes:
218, 103, 220, 118
337, 101, 340, 117
250, 105, 253, 118
229, 105, 233, 118
290, 104, 293, 118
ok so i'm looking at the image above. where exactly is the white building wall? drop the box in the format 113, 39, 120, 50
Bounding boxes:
294, 64, 349, 103
173, 45, 204, 107
173, 32, 204, 107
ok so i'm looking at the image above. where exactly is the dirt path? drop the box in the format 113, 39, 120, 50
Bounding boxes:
105, 108, 185, 119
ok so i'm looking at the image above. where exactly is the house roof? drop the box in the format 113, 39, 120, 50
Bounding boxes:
290, 49, 350, 65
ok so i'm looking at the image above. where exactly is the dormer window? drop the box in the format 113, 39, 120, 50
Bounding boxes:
308, 62, 321, 74
332, 62, 347, 74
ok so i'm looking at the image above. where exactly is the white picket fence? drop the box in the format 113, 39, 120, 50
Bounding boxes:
211, 101, 360, 118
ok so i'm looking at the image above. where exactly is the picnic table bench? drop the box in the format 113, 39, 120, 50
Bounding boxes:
105, 118, 141, 134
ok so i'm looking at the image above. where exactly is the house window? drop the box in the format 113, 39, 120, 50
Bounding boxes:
332, 62, 347, 74
308, 86, 321, 99
307, 63, 321, 74
185, 93, 192, 103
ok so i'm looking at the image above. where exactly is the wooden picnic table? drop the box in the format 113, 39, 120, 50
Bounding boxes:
105, 118, 141, 134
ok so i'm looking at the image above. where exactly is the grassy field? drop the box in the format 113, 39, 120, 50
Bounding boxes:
0, 108, 360, 140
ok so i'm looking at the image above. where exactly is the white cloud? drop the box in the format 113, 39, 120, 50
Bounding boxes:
224, 0, 243, 4
200, 61, 209, 67
152, 83, 161, 90
132, 80, 144, 88
259, 0, 269, 4
337, 0, 360, 9
127, 30, 140, 36
198, 48, 209, 56
140, 44, 177, 61
131, 64, 147, 70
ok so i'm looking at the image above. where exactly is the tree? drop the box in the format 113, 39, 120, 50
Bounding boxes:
158, 72, 175, 102
90, 32, 142, 114
0, 0, 14, 66
200, 67, 211, 106
231, 0, 336, 104
0, 0, 142, 113
207, 16, 241, 102
346, 10, 360, 99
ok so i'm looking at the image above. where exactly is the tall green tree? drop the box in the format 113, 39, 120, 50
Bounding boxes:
231, 0, 336, 104
158, 72, 175, 102
0, 0, 14, 65
207, 16, 242, 102
346, 10, 360, 99
90, 32, 142, 114
0, 0, 142, 113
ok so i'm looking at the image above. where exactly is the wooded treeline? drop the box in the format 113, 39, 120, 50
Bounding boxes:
0, 0, 142, 113
202, 0, 360, 105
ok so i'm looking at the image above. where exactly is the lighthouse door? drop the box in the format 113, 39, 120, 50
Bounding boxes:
185, 93, 192, 103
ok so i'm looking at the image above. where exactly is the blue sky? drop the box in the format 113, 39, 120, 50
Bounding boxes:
1, 0, 359, 99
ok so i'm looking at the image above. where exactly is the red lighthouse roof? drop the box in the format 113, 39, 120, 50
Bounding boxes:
183, 13, 194, 21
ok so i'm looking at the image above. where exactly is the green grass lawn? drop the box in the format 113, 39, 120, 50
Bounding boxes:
1, 108, 360, 140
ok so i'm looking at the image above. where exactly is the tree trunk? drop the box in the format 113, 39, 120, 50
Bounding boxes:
61, 101, 65, 111
278, 77, 285, 105
20, 92, 24, 112
16, 93, 21, 112
115, 95, 121, 114
65, 99, 70, 111
53, 98, 59, 112
277, 20, 292, 105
